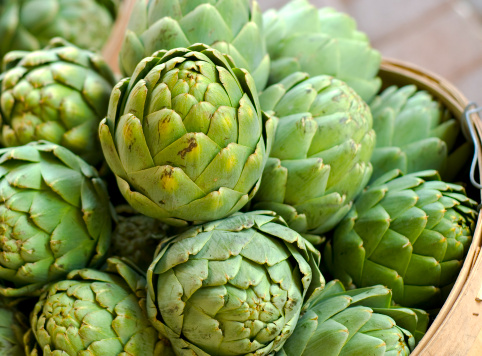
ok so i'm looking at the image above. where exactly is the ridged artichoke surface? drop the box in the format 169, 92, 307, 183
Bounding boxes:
324, 169, 478, 308
263, 0, 381, 101
252, 72, 374, 236
28, 257, 170, 356
0, 142, 112, 297
0, 38, 116, 165
278, 280, 429, 356
120, 0, 270, 91
147, 211, 325, 356
100, 44, 276, 226
369, 84, 472, 182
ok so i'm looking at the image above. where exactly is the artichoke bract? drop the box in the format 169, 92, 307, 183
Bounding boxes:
0, 142, 112, 297
0, 38, 116, 165
0, 0, 119, 59
120, 0, 270, 91
147, 211, 325, 356
278, 280, 428, 356
323, 169, 478, 308
369, 84, 472, 182
0, 298, 28, 356
29, 257, 170, 356
252, 72, 375, 236
100, 44, 276, 226
263, 0, 381, 101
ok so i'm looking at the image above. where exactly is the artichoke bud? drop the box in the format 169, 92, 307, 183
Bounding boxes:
100, 44, 276, 226
0, 141, 113, 297
147, 211, 325, 356
0, 297, 28, 356
323, 169, 478, 308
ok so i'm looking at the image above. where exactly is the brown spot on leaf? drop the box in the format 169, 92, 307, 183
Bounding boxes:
178, 137, 197, 159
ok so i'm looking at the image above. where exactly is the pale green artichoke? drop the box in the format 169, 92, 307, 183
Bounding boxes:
323, 169, 478, 309
28, 257, 171, 356
0, 298, 28, 356
0, 0, 119, 60
100, 44, 276, 226
369, 85, 472, 182
0, 38, 116, 165
263, 0, 381, 101
278, 280, 429, 356
252, 72, 375, 236
119, 0, 270, 91
0, 141, 112, 297
147, 211, 325, 356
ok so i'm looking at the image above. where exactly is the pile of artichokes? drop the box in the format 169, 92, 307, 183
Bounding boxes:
0, 0, 476, 355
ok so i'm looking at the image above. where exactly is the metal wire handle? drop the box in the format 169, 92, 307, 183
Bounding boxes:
464, 102, 482, 190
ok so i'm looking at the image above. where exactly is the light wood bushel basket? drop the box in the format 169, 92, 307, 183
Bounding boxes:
103, 2, 482, 354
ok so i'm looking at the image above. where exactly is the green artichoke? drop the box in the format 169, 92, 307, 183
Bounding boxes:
111, 205, 170, 271
0, 298, 28, 356
29, 257, 170, 355
323, 169, 478, 308
147, 211, 325, 356
252, 72, 375, 236
0, 38, 116, 165
100, 44, 276, 226
0, 0, 119, 60
278, 280, 429, 356
0, 141, 112, 297
263, 0, 381, 101
119, 0, 270, 91
369, 84, 472, 182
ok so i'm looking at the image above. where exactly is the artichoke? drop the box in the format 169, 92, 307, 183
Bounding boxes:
323, 169, 478, 308
100, 44, 276, 226
0, 0, 119, 60
119, 0, 270, 91
278, 280, 429, 356
0, 38, 116, 165
0, 141, 112, 297
111, 205, 170, 271
28, 257, 170, 355
252, 72, 375, 236
263, 0, 381, 101
369, 84, 472, 182
147, 211, 325, 356
0, 298, 28, 356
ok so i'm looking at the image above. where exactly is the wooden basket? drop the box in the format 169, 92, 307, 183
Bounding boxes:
380, 58, 482, 356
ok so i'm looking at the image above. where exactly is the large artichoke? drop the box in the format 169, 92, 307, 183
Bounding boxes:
0, 142, 112, 297
28, 257, 171, 355
369, 84, 472, 182
0, 38, 116, 165
100, 44, 276, 226
0, 0, 119, 60
147, 211, 325, 356
278, 280, 429, 356
263, 0, 381, 101
252, 72, 375, 236
323, 169, 478, 308
119, 0, 270, 91
0, 298, 28, 356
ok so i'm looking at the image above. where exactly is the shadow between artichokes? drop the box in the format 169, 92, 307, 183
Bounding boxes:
0, 297, 28, 356
99, 44, 276, 227
146, 211, 325, 356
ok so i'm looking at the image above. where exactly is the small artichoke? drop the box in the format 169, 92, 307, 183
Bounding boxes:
0, 0, 119, 59
120, 0, 270, 91
369, 84, 472, 181
100, 44, 276, 226
147, 211, 325, 356
278, 280, 429, 356
252, 72, 375, 236
0, 298, 28, 356
0, 38, 116, 165
263, 0, 381, 101
323, 169, 478, 308
0, 142, 112, 297
29, 257, 170, 355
